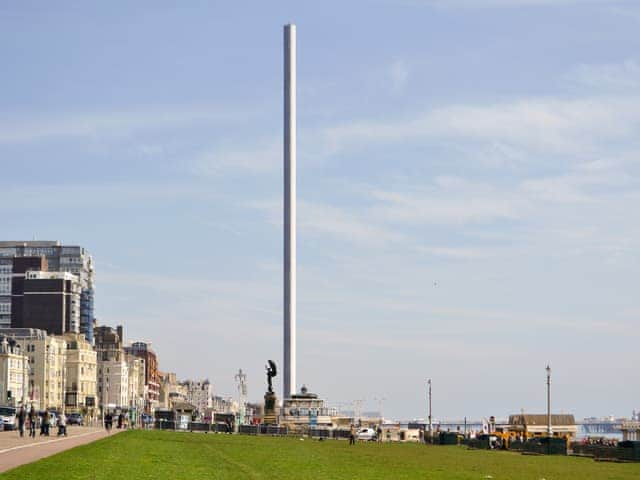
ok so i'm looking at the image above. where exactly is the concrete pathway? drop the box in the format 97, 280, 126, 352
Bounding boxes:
0, 426, 117, 473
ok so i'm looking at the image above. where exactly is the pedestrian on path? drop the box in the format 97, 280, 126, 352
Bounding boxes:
57, 413, 67, 436
41, 411, 50, 436
28, 407, 37, 438
17, 407, 26, 438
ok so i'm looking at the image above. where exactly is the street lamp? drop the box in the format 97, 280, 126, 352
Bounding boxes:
427, 379, 432, 443
546, 365, 551, 438
235, 369, 247, 429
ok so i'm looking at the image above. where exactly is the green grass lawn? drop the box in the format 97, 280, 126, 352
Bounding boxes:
2, 430, 639, 480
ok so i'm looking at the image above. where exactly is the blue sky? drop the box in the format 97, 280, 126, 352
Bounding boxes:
1, 0, 639, 420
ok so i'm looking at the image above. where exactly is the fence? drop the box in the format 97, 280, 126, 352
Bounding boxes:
238, 425, 288, 435
572, 441, 640, 462
520, 437, 567, 455
154, 421, 232, 433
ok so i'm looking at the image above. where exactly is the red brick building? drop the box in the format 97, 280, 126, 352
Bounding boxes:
124, 342, 160, 412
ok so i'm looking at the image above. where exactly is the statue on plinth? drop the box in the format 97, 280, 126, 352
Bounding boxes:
263, 360, 278, 424
266, 360, 277, 393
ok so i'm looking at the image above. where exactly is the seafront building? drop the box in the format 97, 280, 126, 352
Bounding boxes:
280, 385, 332, 427
8, 256, 82, 335
2, 328, 67, 410
212, 395, 237, 414
158, 371, 180, 409
63, 332, 97, 413
124, 342, 160, 413
0, 241, 180, 418
0, 241, 95, 342
508, 414, 578, 440
22, 271, 82, 334
180, 379, 213, 413
98, 356, 129, 409
95, 325, 123, 362
126, 353, 146, 418
95, 325, 127, 409
3, 256, 48, 330
0, 258, 13, 327
0, 336, 28, 406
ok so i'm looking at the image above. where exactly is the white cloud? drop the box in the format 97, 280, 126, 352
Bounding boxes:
521, 169, 635, 203
300, 201, 407, 245
99, 269, 280, 318
0, 182, 217, 213
0, 107, 250, 144
369, 184, 522, 225
564, 59, 640, 90
193, 140, 281, 176
322, 96, 640, 160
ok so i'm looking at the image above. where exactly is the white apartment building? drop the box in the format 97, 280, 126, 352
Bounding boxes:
0, 337, 28, 406
98, 358, 129, 409
63, 332, 97, 412
2, 329, 67, 411
126, 354, 145, 414
181, 379, 213, 413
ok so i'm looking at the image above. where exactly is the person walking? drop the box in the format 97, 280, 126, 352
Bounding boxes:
57, 413, 67, 436
349, 425, 356, 446
28, 407, 37, 438
17, 406, 26, 438
42, 410, 50, 436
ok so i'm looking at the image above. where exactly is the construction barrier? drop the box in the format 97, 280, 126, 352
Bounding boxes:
522, 437, 567, 455
572, 441, 640, 462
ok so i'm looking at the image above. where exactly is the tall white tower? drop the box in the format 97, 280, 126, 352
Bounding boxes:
283, 23, 297, 399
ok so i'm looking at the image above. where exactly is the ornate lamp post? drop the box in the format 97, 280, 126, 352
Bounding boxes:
235, 369, 247, 430
427, 379, 432, 443
546, 365, 551, 438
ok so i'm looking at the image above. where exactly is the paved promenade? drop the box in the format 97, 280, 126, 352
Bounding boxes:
0, 426, 116, 473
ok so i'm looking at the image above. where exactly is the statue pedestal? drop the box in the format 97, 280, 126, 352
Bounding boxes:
263, 392, 278, 425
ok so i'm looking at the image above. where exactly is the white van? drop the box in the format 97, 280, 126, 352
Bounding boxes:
0, 406, 17, 431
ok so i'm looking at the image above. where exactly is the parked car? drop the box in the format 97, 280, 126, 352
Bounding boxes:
67, 412, 84, 426
141, 414, 154, 425
0, 406, 16, 431
356, 427, 377, 441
